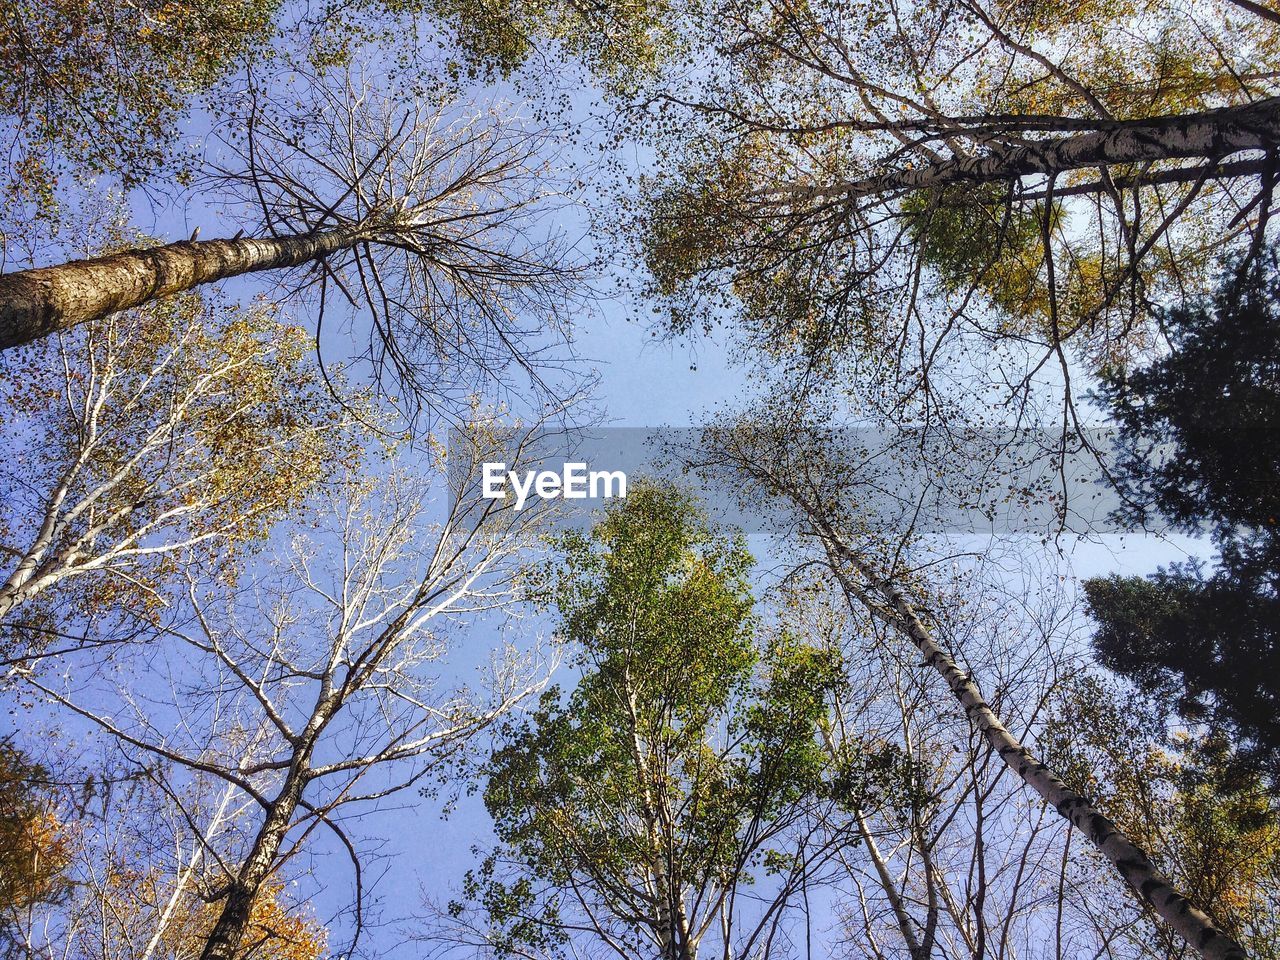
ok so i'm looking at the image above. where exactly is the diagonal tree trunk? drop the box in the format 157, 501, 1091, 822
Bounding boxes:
757, 97, 1280, 203
720, 444, 1248, 960
199, 759, 313, 960
198, 678, 347, 960
853, 806, 926, 959
1226, 0, 1280, 28
0, 225, 365, 351
799, 510, 1247, 960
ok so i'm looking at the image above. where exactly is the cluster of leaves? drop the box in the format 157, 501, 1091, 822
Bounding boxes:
637, 132, 887, 361
0, 287, 360, 646
825, 737, 934, 827
0, 740, 75, 933
1044, 675, 1280, 957
0, 736, 330, 960
457, 484, 849, 958
102, 871, 329, 960
416, 0, 678, 87
902, 185, 1057, 329
305, 0, 682, 92
0, 0, 279, 203
990, 0, 1277, 118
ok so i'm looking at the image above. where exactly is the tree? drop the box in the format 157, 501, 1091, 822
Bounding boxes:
1045, 675, 1280, 958
691, 410, 1248, 960
0, 743, 331, 960
0, 72, 586, 423
443, 483, 856, 960
0, 739, 75, 953
628, 0, 1280, 416
103, 877, 328, 960
0, 0, 278, 209
1085, 251, 1280, 784
0, 0, 679, 233
303, 0, 678, 95
780, 563, 1190, 960
0, 287, 354, 655
17, 429, 556, 960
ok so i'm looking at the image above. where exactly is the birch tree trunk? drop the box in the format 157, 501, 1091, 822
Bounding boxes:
622, 667, 690, 960
819, 714, 931, 960
803, 511, 1247, 960
0, 226, 364, 351
141, 783, 242, 960
761, 97, 1280, 202
853, 807, 925, 960
0, 559, 69, 622
0, 473, 75, 621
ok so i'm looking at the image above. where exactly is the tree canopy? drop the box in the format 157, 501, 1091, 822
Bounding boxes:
455, 484, 854, 960
4, 2, 1279, 959
627, 0, 1280, 414
1086, 253, 1280, 785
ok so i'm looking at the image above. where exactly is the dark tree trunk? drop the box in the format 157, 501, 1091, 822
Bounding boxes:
0, 226, 363, 351
198, 761, 311, 960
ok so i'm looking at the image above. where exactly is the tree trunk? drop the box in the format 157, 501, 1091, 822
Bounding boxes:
764, 96, 1280, 202
804, 515, 1247, 960
199, 755, 312, 960
620, 673, 687, 960
854, 807, 925, 959
0, 473, 74, 622
0, 226, 364, 351
1226, 0, 1280, 28
0, 575, 49, 622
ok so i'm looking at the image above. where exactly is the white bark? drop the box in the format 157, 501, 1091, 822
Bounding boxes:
19, 430, 557, 960
755, 85, 1280, 203
806, 512, 1246, 960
